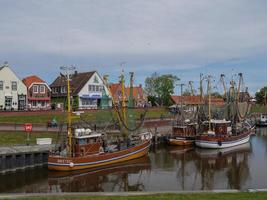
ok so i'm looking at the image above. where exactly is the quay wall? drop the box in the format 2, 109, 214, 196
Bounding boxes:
0, 145, 53, 173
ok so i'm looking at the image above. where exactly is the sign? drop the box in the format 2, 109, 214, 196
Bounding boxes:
24, 123, 32, 132
81, 93, 102, 99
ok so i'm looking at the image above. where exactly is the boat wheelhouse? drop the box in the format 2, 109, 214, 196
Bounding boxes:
168, 122, 197, 146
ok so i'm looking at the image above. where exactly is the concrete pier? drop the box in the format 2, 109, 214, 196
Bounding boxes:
0, 145, 53, 173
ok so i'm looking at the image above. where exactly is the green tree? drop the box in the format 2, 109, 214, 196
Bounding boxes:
154, 74, 179, 106
255, 87, 267, 104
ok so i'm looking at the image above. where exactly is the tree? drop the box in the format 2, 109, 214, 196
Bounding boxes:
145, 73, 179, 106
154, 74, 179, 106
145, 72, 158, 97
255, 87, 267, 104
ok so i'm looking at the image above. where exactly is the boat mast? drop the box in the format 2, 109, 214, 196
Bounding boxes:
237, 73, 243, 101
207, 75, 212, 131
200, 73, 204, 100
60, 65, 75, 157
103, 75, 122, 129
220, 74, 227, 101
128, 72, 134, 108
188, 81, 194, 96
120, 71, 127, 125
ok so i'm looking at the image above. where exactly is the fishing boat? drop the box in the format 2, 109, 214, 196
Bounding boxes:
168, 81, 200, 146
168, 122, 197, 146
195, 119, 251, 149
195, 74, 252, 149
256, 113, 267, 127
48, 68, 152, 171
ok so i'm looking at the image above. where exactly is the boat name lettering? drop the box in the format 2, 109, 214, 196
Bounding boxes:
57, 159, 71, 164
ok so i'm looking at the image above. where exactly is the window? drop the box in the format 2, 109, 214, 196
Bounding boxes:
11, 81, 17, 91
94, 76, 99, 83
61, 86, 66, 93
32, 101, 37, 107
33, 85, 38, 93
39, 85, 45, 93
96, 86, 99, 92
0, 81, 3, 90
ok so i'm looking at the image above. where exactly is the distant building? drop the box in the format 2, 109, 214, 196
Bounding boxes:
109, 83, 147, 107
0, 63, 27, 110
22, 75, 51, 110
50, 71, 111, 110
171, 95, 225, 107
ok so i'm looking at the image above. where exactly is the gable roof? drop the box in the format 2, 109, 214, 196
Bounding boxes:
22, 75, 45, 88
171, 95, 225, 106
50, 71, 96, 95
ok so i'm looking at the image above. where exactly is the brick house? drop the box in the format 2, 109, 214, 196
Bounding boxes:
22, 75, 51, 110
109, 83, 147, 107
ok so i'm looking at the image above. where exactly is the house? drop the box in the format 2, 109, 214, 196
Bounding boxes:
50, 71, 111, 110
109, 83, 147, 107
171, 95, 225, 107
0, 63, 27, 110
22, 75, 51, 110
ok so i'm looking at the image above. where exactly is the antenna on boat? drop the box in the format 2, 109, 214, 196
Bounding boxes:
60, 65, 75, 157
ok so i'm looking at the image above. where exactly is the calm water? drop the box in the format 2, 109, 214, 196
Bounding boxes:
2, 128, 267, 193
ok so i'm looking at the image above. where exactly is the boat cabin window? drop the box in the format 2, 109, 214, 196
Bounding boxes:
79, 139, 87, 145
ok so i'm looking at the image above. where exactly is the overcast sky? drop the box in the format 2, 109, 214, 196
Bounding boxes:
0, 0, 267, 94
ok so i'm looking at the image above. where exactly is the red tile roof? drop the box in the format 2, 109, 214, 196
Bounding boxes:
22, 75, 45, 88
109, 83, 146, 102
171, 95, 225, 106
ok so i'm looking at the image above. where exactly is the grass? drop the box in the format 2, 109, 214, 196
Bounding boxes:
0, 108, 171, 124
12, 192, 267, 200
0, 131, 59, 146
251, 104, 267, 113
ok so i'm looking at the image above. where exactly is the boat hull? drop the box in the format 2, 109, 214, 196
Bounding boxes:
168, 137, 195, 146
195, 132, 251, 149
48, 140, 151, 171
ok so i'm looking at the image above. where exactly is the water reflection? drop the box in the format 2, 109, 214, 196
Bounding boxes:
48, 156, 151, 192
1, 128, 267, 193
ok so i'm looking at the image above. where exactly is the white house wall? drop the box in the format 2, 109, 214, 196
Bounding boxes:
78, 72, 112, 109
0, 67, 27, 110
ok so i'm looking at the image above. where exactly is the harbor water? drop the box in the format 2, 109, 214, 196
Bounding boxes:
1, 128, 267, 193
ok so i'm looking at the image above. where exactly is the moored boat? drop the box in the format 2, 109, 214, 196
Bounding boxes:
256, 113, 267, 127
48, 130, 152, 171
195, 119, 251, 149
168, 123, 197, 146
